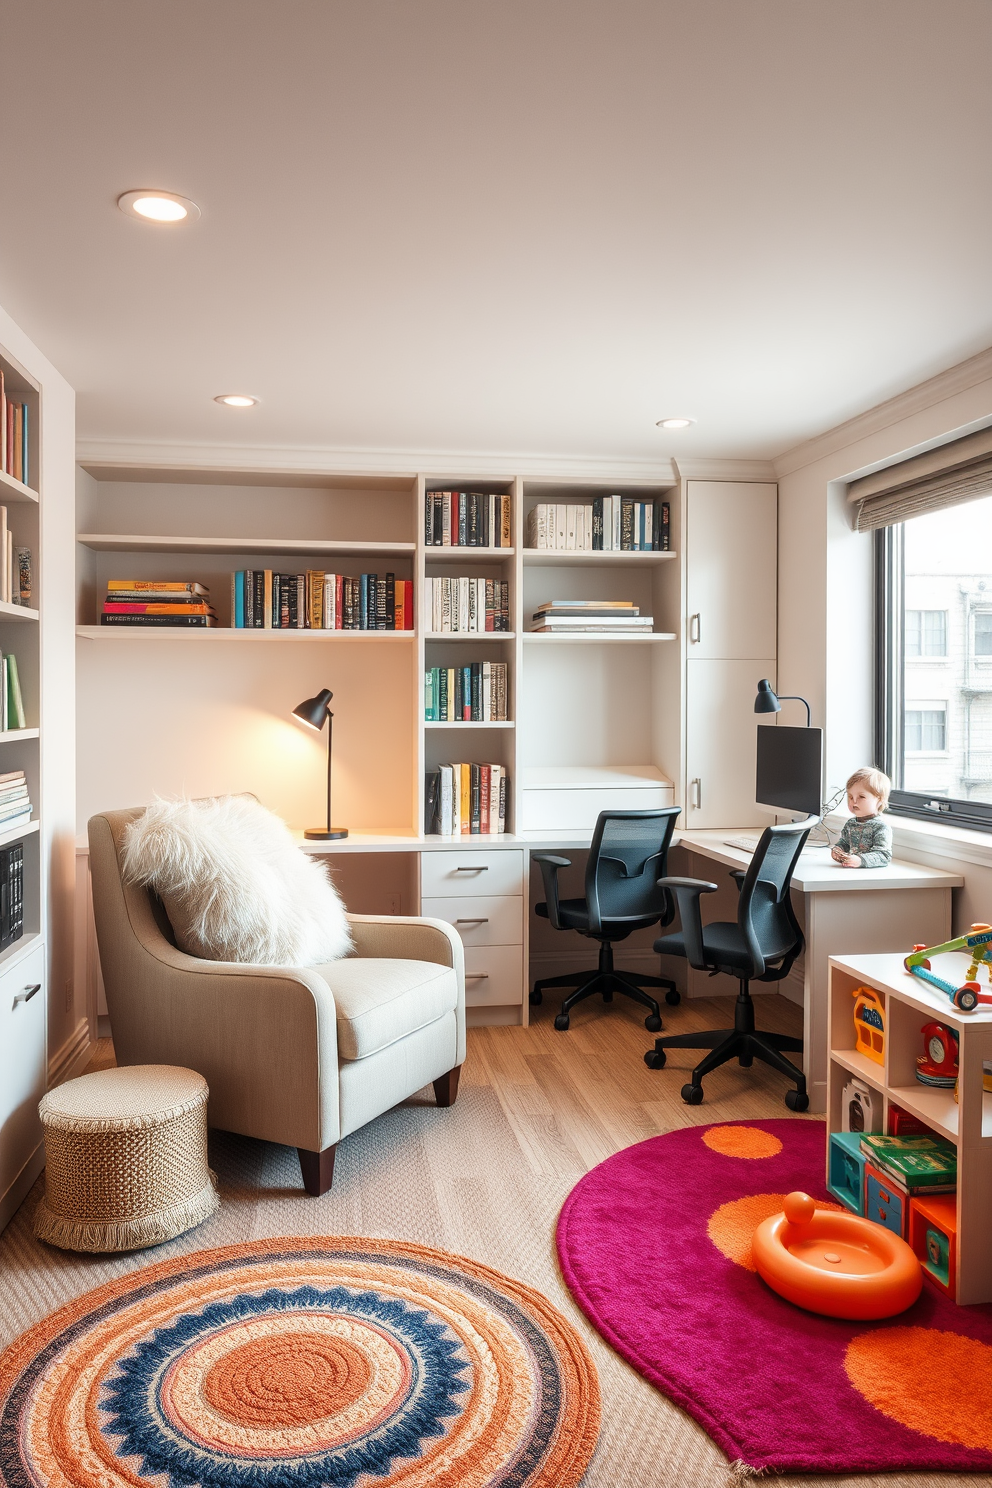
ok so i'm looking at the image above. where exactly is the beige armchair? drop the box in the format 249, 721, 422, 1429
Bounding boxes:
88, 810, 466, 1195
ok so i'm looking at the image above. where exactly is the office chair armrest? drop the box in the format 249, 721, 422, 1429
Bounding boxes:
729, 869, 746, 892
656, 875, 717, 970
532, 853, 571, 931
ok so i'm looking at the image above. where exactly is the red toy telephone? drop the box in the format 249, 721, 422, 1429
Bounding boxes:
916, 1022, 959, 1088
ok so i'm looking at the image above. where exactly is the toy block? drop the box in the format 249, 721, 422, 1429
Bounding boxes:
909, 1191, 958, 1298
864, 1162, 910, 1239
827, 1131, 867, 1215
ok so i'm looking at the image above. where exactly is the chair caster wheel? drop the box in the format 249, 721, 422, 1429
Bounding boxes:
529, 989, 543, 1005
554, 1013, 570, 1031
681, 1084, 704, 1105
644, 1049, 666, 1069
785, 1089, 810, 1112
645, 1014, 662, 1033
665, 989, 681, 1006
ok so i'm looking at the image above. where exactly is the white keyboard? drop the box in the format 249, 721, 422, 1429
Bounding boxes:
723, 835, 761, 853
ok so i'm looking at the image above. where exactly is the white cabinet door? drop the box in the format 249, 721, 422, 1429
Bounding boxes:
685, 482, 777, 659
685, 659, 776, 827
0, 944, 46, 1213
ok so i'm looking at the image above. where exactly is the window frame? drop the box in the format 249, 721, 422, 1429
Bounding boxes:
905, 607, 947, 658
875, 525, 992, 830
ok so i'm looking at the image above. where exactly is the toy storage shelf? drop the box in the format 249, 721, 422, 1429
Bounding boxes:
827, 951, 992, 1305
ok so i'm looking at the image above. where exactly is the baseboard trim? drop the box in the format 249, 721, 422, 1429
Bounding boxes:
466, 1005, 523, 1027
48, 1018, 93, 1089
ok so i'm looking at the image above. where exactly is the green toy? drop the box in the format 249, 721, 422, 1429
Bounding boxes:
904, 923, 992, 1012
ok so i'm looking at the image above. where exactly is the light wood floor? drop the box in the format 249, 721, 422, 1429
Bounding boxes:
0, 993, 973, 1488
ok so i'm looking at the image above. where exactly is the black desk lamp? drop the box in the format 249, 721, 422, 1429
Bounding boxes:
754, 678, 812, 728
292, 688, 349, 840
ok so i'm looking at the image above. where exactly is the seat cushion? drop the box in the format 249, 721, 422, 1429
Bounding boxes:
312, 957, 459, 1061
655, 921, 754, 973
537, 899, 659, 934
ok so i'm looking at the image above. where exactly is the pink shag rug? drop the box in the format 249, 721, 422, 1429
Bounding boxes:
556, 1119, 992, 1475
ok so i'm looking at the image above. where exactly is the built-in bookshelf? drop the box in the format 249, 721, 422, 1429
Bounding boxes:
75, 469, 686, 842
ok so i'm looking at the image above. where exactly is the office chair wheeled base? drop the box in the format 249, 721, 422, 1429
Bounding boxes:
530, 938, 675, 1031
644, 984, 809, 1111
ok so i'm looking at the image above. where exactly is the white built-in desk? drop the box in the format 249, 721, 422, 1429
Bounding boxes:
676, 831, 963, 1112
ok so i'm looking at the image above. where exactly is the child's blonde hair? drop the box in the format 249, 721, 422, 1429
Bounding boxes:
846, 767, 891, 812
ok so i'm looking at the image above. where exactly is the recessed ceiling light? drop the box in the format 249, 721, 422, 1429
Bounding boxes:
214, 394, 259, 408
656, 417, 695, 430
117, 189, 200, 223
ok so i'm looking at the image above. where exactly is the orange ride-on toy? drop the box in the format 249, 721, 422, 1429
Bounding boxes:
904, 923, 992, 1012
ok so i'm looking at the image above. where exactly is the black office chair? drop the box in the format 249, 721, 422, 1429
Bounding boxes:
530, 807, 682, 1031
645, 818, 816, 1109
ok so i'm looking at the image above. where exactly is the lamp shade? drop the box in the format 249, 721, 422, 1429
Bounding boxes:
293, 689, 333, 731
754, 679, 781, 715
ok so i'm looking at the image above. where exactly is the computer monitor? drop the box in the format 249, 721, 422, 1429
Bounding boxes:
755, 724, 822, 818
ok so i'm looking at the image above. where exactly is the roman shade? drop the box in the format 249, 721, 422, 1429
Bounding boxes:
848, 425, 992, 531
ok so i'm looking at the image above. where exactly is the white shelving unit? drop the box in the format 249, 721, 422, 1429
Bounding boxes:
827, 951, 992, 1305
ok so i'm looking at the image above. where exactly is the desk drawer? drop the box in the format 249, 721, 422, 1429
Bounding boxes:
421, 895, 523, 947
464, 945, 524, 1006
0, 943, 46, 1201
421, 850, 523, 899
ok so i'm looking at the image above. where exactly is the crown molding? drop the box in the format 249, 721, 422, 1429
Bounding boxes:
76, 438, 678, 486
673, 457, 777, 482
773, 345, 992, 479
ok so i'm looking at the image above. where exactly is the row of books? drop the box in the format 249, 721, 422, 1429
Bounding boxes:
425, 663, 508, 722
231, 571, 413, 630
858, 1133, 956, 1194
0, 771, 32, 834
529, 600, 654, 634
0, 373, 29, 487
425, 764, 508, 835
101, 581, 217, 627
425, 578, 510, 633
0, 841, 24, 950
0, 655, 27, 729
0, 507, 31, 606
424, 491, 512, 548
525, 497, 670, 551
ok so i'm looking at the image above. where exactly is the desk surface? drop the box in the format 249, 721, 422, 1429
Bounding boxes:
677, 829, 964, 892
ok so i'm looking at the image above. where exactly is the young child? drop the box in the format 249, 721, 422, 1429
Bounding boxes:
831, 767, 892, 868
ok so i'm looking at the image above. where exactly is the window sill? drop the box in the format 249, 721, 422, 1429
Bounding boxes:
825, 810, 992, 871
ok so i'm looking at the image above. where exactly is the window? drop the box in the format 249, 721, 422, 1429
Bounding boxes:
904, 707, 946, 752
975, 612, 992, 656
876, 493, 992, 828
905, 609, 946, 657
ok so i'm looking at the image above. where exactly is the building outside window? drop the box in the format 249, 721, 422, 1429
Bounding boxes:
876, 493, 992, 825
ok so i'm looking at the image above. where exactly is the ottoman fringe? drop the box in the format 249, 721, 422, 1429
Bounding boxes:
34, 1174, 219, 1253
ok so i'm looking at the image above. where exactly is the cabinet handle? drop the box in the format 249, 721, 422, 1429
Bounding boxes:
689, 613, 701, 644
690, 778, 701, 810
456, 918, 489, 925
453, 865, 488, 873
12, 983, 41, 1009
465, 973, 490, 981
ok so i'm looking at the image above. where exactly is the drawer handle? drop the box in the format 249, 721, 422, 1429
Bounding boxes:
689, 612, 701, 644
12, 983, 41, 1009
453, 865, 488, 873
456, 918, 489, 925
465, 973, 490, 981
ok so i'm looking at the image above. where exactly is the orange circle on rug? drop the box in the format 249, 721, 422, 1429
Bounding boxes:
702, 1126, 783, 1159
845, 1327, 992, 1450
204, 1333, 373, 1426
709, 1193, 844, 1270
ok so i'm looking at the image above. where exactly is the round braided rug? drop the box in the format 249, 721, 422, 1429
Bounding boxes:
0, 1236, 599, 1488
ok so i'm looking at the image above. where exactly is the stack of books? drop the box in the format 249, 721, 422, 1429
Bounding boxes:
0, 374, 30, 487
0, 770, 31, 833
425, 577, 510, 633
425, 491, 512, 547
425, 663, 508, 722
232, 571, 412, 630
859, 1133, 957, 1196
529, 600, 653, 634
0, 840, 23, 949
425, 764, 508, 835
0, 507, 31, 605
526, 497, 669, 551
101, 581, 216, 628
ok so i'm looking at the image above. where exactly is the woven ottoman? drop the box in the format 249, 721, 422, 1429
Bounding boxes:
34, 1065, 219, 1252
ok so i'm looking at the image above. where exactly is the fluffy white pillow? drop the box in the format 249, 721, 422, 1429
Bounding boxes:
121, 795, 353, 966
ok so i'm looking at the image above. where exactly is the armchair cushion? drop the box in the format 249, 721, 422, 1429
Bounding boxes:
121, 795, 353, 966
312, 957, 459, 1060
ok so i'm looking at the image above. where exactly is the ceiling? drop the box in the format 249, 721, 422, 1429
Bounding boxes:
1, 0, 990, 466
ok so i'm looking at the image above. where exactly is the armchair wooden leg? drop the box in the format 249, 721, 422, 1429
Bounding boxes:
433, 1065, 461, 1107
297, 1144, 337, 1196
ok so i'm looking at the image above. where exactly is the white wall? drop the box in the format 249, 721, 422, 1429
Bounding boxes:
777, 354, 992, 930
